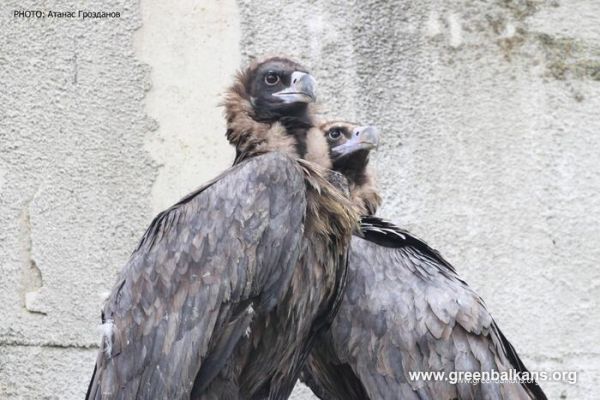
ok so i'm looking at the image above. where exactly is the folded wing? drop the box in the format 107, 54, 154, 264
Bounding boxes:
87, 152, 307, 400
305, 217, 546, 400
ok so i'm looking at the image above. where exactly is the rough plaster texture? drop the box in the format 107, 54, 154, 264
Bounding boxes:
1, 0, 154, 397
1, 0, 598, 399
134, 0, 238, 213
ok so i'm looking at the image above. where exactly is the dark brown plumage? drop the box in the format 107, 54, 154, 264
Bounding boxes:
301, 121, 547, 400
319, 121, 381, 216
224, 57, 319, 164
86, 58, 357, 400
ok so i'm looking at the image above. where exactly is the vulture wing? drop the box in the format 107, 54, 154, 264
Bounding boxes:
87, 152, 307, 400
304, 216, 546, 400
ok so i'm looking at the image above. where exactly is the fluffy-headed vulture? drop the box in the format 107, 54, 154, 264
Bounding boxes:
300, 121, 547, 400
86, 58, 357, 400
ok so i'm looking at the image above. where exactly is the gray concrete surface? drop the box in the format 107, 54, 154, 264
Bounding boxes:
1, 0, 598, 399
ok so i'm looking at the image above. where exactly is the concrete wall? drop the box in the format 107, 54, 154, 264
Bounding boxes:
1, 0, 598, 399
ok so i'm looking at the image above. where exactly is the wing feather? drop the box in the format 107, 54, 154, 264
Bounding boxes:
304, 217, 546, 400
87, 152, 307, 400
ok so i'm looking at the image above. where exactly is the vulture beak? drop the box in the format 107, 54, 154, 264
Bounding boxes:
332, 126, 380, 158
273, 71, 317, 104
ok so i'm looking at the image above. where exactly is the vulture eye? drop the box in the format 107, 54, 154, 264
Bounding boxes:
264, 73, 280, 86
328, 129, 343, 141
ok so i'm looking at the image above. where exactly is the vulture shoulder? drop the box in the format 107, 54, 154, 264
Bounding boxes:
305, 217, 546, 400
87, 152, 307, 400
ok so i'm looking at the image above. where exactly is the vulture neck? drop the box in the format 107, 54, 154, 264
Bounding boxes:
223, 88, 315, 165
333, 153, 382, 216
277, 115, 313, 161
350, 181, 382, 217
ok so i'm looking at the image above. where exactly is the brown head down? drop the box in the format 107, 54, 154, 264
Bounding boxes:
319, 121, 382, 216
224, 56, 331, 165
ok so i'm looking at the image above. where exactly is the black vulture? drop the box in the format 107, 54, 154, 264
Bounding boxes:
300, 121, 547, 400
86, 58, 358, 400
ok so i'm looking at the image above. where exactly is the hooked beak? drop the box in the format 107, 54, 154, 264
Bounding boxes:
273, 71, 317, 104
332, 126, 380, 158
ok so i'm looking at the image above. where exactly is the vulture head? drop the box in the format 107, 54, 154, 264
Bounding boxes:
320, 121, 382, 216
244, 58, 316, 120
224, 57, 319, 163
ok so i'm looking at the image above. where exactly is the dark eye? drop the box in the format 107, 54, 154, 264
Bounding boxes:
264, 73, 280, 86
328, 129, 343, 140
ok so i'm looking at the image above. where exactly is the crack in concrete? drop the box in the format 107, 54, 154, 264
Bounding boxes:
19, 196, 46, 316
72, 37, 78, 85
0, 339, 98, 350
527, 352, 600, 363
0, 168, 6, 192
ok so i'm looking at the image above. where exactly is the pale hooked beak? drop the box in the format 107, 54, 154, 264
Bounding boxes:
332, 126, 380, 158
273, 71, 317, 104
